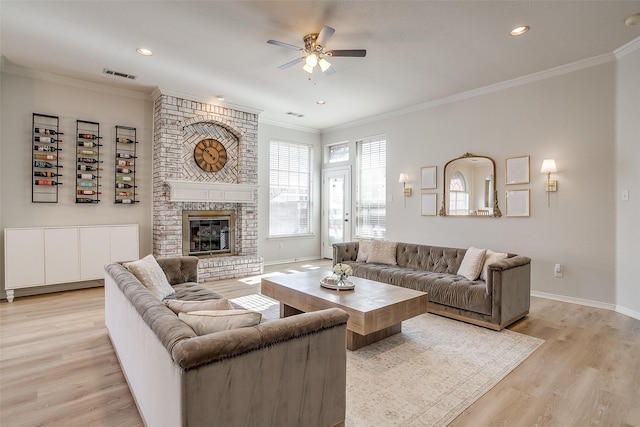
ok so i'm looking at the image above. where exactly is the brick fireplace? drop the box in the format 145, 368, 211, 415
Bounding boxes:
152, 89, 263, 281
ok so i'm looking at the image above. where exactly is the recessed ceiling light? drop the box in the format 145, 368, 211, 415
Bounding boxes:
510, 26, 530, 36
625, 13, 640, 26
215, 95, 225, 101
136, 48, 153, 56
316, 100, 326, 105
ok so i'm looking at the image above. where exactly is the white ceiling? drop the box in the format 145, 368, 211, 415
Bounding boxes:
2, 1, 639, 131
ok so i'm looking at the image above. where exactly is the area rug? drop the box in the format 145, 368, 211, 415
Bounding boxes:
231, 294, 544, 427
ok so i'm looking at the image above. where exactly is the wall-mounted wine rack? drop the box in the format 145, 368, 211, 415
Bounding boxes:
76, 120, 102, 204
32, 113, 63, 203
114, 125, 138, 204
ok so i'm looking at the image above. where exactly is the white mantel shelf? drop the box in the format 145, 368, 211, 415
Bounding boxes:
165, 180, 257, 203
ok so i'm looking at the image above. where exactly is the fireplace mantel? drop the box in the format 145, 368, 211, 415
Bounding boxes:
165, 180, 256, 203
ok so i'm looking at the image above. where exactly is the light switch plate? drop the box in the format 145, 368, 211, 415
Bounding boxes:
622, 190, 629, 201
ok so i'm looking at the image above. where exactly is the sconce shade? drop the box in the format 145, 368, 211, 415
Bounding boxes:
540, 159, 557, 174
398, 173, 409, 183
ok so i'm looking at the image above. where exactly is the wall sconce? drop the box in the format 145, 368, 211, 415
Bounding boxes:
540, 159, 557, 206
399, 173, 411, 207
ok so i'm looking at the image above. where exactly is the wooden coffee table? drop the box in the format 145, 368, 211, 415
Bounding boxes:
261, 269, 429, 350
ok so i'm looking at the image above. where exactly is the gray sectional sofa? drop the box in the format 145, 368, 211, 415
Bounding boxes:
105, 256, 349, 427
333, 242, 531, 330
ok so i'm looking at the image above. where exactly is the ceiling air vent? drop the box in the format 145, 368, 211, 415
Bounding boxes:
103, 68, 137, 80
286, 111, 305, 118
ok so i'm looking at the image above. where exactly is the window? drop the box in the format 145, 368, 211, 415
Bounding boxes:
355, 136, 386, 239
328, 142, 349, 163
449, 171, 469, 214
269, 140, 313, 237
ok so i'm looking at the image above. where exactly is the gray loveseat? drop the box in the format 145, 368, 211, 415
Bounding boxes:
333, 242, 531, 330
105, 256, 349, 427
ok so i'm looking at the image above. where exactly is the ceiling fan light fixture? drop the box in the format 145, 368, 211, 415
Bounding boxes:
318, 57, 332, 72
303, 63, 314, 74
510, 25, 530, 36
305, 53, 318, 67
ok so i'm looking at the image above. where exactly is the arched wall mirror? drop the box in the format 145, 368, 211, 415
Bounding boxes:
439, 153, 502, 217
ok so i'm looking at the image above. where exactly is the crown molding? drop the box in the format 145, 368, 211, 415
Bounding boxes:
154, 87, 263, 116
614, 36, 640, 59
0, 58, 150, 101
323, 52, 616, 133
258, 117, 321, 134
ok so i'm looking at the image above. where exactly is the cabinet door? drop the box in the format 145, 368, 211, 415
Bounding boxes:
44, 228, 80, 284
5, 228, 45, 289
110, 225, 139, 262
79, 227, 111, 280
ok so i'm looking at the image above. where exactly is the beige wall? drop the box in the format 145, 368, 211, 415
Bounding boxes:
0, 69, 153, 298
615, 45, 640, 316
322, 61, 619, 307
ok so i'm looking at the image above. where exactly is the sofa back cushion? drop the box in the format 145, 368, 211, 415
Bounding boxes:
396, 243, 467, 274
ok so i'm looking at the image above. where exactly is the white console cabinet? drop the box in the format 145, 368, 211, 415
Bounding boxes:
4, 224, 139, 302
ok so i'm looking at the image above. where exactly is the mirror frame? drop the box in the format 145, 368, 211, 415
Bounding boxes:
438, 153, 502, 217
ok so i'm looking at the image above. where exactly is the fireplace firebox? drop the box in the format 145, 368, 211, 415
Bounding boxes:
182, 210, 235, 257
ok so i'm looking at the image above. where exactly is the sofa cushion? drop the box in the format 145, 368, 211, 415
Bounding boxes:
356, 240, 372, 262
367, 240, 398, 265
457, 247, 487, 280
481, 250, 508, 281
168, 282, 223, 301
179, 310, 262, 335
165, 298, 234, 314
124, 254, 176, 300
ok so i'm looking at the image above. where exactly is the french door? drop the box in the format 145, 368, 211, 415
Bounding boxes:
322, 167, 351, 259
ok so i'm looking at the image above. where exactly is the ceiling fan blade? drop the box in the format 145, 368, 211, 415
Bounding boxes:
323, 65, 336, 76
327, 49, 366, 57
278, 57, 305, 70
267, 39, 303, 51
316, 25, 335, 48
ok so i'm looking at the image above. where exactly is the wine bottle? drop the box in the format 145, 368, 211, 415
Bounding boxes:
34, 161, 61, 168
34, 153, 57, 161
116, 191, 138, 197
115, 198, 134, 204
35, 180, 62, 186
116, 167, 133, 174
77, 148, 98, 155
116, 183, 136, 189
35, 128, 62, 135
77, 157, 103, 164
77, 141, 102, 147
34, 171, 62, 178
77, 190, 102, 196
116, 159, 134, 166
116, 137, 136, 144
117, 175, 133, 182
77, 165, 103, 172
34, 145, 61, 152
34, 136, 61, 143
116, 153, 137, 159
77, 181, 100, 188
76, 197, 99, 203
77, 173, 101, 180
78, 133, 101, 139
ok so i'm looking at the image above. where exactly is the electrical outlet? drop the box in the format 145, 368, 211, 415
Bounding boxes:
554, 264, 563, 278
278, 243, 284, 250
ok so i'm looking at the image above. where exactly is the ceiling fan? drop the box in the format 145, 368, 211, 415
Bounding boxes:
267, 25, 366, 75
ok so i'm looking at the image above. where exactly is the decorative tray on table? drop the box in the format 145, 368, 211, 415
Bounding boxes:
320, 276, 355, 291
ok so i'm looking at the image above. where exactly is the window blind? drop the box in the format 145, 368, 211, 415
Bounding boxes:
356, 136, 386, 239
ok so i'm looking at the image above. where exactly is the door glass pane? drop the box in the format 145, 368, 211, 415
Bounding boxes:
328, 175, 345, 246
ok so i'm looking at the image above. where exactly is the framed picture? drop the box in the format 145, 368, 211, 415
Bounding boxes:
505, 189, 530, 217
421, 193, 437, 216
505, 156, 530, 185
420, 166, 437, 189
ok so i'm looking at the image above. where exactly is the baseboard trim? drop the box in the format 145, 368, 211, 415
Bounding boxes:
531, 291, 640, 321
263, 256, 324, 267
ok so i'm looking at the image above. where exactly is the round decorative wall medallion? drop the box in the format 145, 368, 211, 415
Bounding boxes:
193, 139, 227, 172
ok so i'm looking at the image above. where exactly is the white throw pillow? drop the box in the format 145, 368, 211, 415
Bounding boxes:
164, 298, 233, 314
356, 240, 372, 262
124, 254, 175, 300
457, 247, 487, 281
179, 310, 262, 335
480, 250, 508, 281
367, 240, 398, 265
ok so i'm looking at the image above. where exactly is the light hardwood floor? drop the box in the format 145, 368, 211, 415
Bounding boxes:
1, 259, 639, 426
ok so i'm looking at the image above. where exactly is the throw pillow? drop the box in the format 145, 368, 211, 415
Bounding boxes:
178, 309, 262, 335
480, 250, 508, 281
124, 254, 175, 300
164, 298, 233, 314
356, 240, 372, 262
367, 240, 398, 265
457, 247, 487, 281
